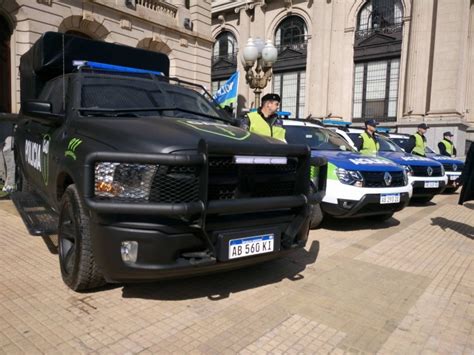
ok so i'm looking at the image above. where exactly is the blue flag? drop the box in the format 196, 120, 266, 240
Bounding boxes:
213, 72, 239, 107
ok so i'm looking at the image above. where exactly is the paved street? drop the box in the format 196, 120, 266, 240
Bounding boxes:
0, 193, 473, 354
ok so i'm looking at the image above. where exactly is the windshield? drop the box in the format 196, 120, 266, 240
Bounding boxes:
285, 125, 355, 151
377, 135, 405, 152
79, 74, 226, 121
390, 137, 410, 151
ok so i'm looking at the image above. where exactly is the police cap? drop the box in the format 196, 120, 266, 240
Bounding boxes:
418, 123, 429, 129
261, 93, 281, 104
443, 131, 454, 137
364, 119, 379, 127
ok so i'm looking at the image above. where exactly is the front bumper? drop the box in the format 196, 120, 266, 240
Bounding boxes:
90, 213, 309, 282
82, 144, 327, 282
321, 192, 410, 218
445, 172, 461, 187
410, 176, 447, 197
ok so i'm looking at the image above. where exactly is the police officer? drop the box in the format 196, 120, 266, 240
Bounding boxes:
354, 119, 380, 155
241, 93, 286, 142
438, 131, 457, 157
406, 123, 428, 156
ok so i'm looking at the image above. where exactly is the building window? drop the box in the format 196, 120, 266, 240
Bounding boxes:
273, 71, 305, 118
353, 58, 399, 122
212, 31, 237, 63
275, 16, 307, 51
356, 0, 403, 40
211, 79, 227, 96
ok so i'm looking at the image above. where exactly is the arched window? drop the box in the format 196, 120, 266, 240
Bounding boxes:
211, 31, 238, 104
352, 0, 403, 123
275, 16, 307, 49
356, 0, 403, 39
272, 16, 308, 118
213, 31, 237, 59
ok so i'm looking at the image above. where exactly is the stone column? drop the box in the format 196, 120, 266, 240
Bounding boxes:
402, 0, 435, 120
235, 6, 251, 112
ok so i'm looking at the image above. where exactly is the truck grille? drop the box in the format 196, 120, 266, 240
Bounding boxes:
411, 165, 443, 177
149, 165, 200, 203
442, 163, 463, 172
208, 156, 298, 200
360, 171, 406, 187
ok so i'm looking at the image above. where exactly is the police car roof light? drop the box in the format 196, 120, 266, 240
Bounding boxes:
276, 111, 292, 118
73, 60, 164, 76
376, 127, 391, 133
322, 119, 352, 126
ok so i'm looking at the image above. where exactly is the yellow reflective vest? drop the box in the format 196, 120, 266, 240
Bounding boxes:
411, 133, 426, 156
440, 139, 454, 156
360, 131, 380, 155
247, 111, 286, 142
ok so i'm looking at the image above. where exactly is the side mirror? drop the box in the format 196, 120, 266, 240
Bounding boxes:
22, 100, 63, 125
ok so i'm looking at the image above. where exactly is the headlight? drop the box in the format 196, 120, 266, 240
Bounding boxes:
95, 162, 157, 200
402, 165, 413, 176
335, 167, 364, 187
402, 169, 409, 185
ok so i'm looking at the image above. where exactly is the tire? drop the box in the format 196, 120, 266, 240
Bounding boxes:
371, 213, 394, 222
58, 184, 105, 291
411, 196, 434, 204
309, 204, 324, 229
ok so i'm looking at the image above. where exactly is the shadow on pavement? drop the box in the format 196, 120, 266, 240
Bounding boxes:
121, 240, 320, 301
408, 201, 436, 207
431, 217, 474, 240
463, 203, 474, 210
321, 216, 400, 231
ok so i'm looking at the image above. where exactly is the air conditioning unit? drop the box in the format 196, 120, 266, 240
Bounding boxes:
184, 18, 193, 31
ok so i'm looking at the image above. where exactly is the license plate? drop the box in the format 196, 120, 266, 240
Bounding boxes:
449, 175, 459, 181
228, 234, 274, 260
380, 193, 400, 204
424, 181, 439, 188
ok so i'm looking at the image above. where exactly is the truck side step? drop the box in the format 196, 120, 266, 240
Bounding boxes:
10, 192, 59, 236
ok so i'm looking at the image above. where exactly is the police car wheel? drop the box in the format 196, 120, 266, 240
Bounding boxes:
310, 204, 324, 229
58, 184, 105, 291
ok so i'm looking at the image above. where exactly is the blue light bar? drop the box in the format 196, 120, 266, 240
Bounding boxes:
277, 111, 292, 117
322, 119, 352, 126
73, 60, 164, 76
376, 127, 391, 133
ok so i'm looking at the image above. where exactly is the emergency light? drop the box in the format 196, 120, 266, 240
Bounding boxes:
73, 60, 164, 76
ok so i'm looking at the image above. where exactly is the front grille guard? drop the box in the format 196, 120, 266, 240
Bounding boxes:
83, 140, 327, 254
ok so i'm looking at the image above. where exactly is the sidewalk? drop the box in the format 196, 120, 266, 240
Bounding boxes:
0, 194, 472, 354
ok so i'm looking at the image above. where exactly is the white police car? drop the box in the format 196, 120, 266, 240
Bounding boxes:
340, 128, 448, 203
282, 119, 412, 227
388, 133, 464, 192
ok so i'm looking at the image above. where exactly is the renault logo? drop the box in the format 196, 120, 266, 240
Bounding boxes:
384, 172, 392, 186
427, 166, 433, 176
452, 164, 457, 171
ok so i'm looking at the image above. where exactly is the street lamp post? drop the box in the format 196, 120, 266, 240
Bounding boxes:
242, 37, 278, 108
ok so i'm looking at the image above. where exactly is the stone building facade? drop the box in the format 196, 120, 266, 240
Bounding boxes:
211, 0, 474, 154
0, 0, 212, 115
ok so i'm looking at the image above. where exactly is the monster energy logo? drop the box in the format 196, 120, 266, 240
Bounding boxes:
65, 138, 82, 160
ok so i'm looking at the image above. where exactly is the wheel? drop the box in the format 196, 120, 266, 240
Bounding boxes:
411, 196, 434, 204
58, 184, 105, 291
371, 213, 394, 222
309, 204, 324, 229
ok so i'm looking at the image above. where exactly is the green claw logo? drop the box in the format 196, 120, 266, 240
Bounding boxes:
65, 138, 82, 160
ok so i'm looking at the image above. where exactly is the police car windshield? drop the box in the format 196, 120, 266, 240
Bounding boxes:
390, 137, 410, 151
377, 135, 405, 152
79, 74, 227, 122
285, 126, 355, 151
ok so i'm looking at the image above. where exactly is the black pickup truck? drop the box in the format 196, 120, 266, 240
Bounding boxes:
7, 32, 326, 291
